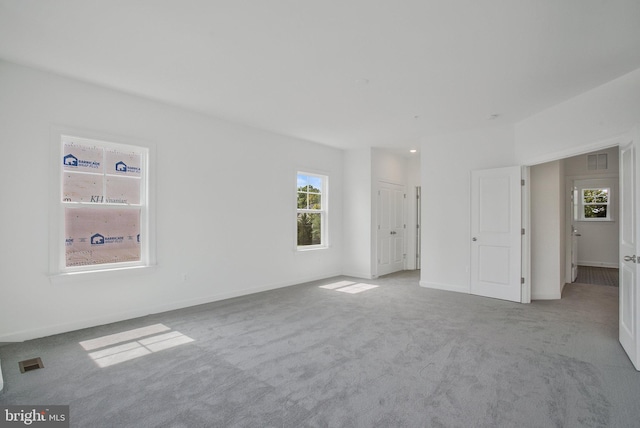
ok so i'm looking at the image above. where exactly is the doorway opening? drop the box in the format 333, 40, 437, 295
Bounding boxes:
529, 145, 620, 298
566, 147, 620, 289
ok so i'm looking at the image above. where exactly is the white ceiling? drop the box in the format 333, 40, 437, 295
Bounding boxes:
1, 0, 640, 150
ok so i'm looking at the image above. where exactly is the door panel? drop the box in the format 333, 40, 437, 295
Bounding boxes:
377, 182, 406, 276
471, 166, 522, 302
619, 138, 640, 370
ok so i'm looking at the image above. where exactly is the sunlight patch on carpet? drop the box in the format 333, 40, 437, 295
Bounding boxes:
80, 324, 194, 368
319, 281, 356, 290
319, 281, 378, 294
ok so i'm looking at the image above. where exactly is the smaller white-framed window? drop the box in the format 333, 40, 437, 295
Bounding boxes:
296, 172, 328, 249
574, 179, 615, 222
581, 188, 610, 220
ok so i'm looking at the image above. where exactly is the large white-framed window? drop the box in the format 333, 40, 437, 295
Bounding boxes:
52, 134, 153, 277
296, 172, 328, 249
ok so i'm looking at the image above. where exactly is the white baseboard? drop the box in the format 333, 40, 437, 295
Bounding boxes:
342, 271, 377, 280
578, 261, 619, 269
0, 272, 342, 343
532, 292, 562, 300
419, 281, 469, 294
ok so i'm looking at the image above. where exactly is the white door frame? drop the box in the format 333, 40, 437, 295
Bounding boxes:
524, 131, 637, 368
521, 166, 531, 303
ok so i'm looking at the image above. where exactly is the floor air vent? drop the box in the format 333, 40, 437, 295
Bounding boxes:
19, 357, 44, 373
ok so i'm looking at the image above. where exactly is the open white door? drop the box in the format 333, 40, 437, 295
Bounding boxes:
619, 136, 640, 370
471, 166, 522, 303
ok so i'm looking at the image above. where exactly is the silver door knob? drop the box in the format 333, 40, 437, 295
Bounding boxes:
472, 237, 477, 241
624, 255, 637, 263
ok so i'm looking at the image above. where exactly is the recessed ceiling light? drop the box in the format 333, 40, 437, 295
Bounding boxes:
410, 149, 417, 153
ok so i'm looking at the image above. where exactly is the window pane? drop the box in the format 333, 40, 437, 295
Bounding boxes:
297, 192, 308, 209
63, 172, 103, 203
297, 174, 308, 189
106, 176, 140, 204
583, 189, 608, 204
297, 213, 322, 246
63, 142, 103, 173
307, 175, 322, 192
106, 150, 142, 176
584, 205, 607, 218
308, 193, 321, 209
65, 207, 141, 267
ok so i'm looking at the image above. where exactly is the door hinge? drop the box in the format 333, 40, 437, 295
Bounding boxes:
404, 193, 406, 198
404, 224, 406, 229
521, 228, 525, 235
521, 179, 525, 186
521, 277, 525, 284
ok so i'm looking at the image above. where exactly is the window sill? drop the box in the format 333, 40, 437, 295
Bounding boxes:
296, 245, 329, 252
49, 264, 156, 285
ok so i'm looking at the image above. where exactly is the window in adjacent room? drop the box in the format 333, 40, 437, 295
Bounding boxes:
297, 172, 328, 249
581, 188, 610, 220
59, 135, 150, 271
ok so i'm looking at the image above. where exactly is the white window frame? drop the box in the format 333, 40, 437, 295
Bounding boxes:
49, 131, 156, 283
296, 171, 328, 251
574, 178, 615, 222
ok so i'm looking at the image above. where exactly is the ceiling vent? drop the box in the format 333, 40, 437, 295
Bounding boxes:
587, 153, 608, 170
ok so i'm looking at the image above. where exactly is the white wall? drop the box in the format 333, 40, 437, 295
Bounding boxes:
516, 68, 640, 296
406, 155, 421, 270
420, 126, 516, 293
530, 160, 565, 299
564, 147, 619, 268
342, 148, 373, 278
342, 149, 420, 278
515, 68, 640, 165
0, 60, 344, 342
372, 149, 421, 274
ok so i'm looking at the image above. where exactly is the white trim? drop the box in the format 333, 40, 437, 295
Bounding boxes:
49, 125, 157, 276
49, 264, 157, 285
296, 171, 329, 250
419, 281, 470, 294
521, 166, 531, 303
1, 271, 341, 343
522, 134, 627, 166
342, 271, 378, 280
578, 261, 619, 269
532, 291, 562, 300
0, 358, 4, 393
574, 178, 617, 222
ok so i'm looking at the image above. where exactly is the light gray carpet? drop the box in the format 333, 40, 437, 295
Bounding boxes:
575, 266, 619, 287
1, 271, 639, 427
